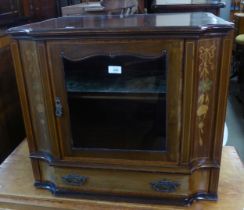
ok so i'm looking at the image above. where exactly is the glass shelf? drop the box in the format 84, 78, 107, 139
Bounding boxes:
66, 77, 166, 94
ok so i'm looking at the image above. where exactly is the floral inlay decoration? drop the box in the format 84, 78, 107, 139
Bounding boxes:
197, 44, 216, 146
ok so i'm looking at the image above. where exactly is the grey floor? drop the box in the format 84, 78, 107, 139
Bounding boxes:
226, 80, 244, 162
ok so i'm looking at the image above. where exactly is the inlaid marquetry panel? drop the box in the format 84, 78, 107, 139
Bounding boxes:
191, 38, 221, 166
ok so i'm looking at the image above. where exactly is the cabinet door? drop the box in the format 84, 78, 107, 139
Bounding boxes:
47, 39, 183, 170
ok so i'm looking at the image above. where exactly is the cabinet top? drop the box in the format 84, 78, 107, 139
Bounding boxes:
7, 13, 233, 39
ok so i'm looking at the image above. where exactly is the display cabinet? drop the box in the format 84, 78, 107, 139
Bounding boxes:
8, 13, 233, 205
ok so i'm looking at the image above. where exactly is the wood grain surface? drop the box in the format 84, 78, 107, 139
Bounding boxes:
0, 140, 243, 210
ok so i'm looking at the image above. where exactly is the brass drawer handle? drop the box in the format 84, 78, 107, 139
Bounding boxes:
151, 179, 180, 193
62, 174, 87, 186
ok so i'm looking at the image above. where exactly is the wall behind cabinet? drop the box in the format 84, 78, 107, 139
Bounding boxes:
22, 0, 58, 20
0, 0, 24, 26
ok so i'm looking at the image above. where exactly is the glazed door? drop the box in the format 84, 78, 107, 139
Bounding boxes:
62, 53, 167, 152
47, 39, 183, 168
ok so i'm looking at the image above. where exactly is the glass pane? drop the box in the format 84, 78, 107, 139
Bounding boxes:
63, 52, 167, 151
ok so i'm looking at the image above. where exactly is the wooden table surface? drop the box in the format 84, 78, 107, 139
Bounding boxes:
0, 140, 243, 210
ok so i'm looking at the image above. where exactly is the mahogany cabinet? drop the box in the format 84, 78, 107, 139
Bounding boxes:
8, 13, 233, 205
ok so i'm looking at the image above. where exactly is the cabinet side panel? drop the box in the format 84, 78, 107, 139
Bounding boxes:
17, 40, 55, 156
191, 38, 221, 167
10, 41, 36, 152
36, 42, 60, 158
209, 32, 233, 194
10, 41, 41, 181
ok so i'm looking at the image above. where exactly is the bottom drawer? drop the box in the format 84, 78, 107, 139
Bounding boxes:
37, 161, 213, 205
39, 162, 190, 199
